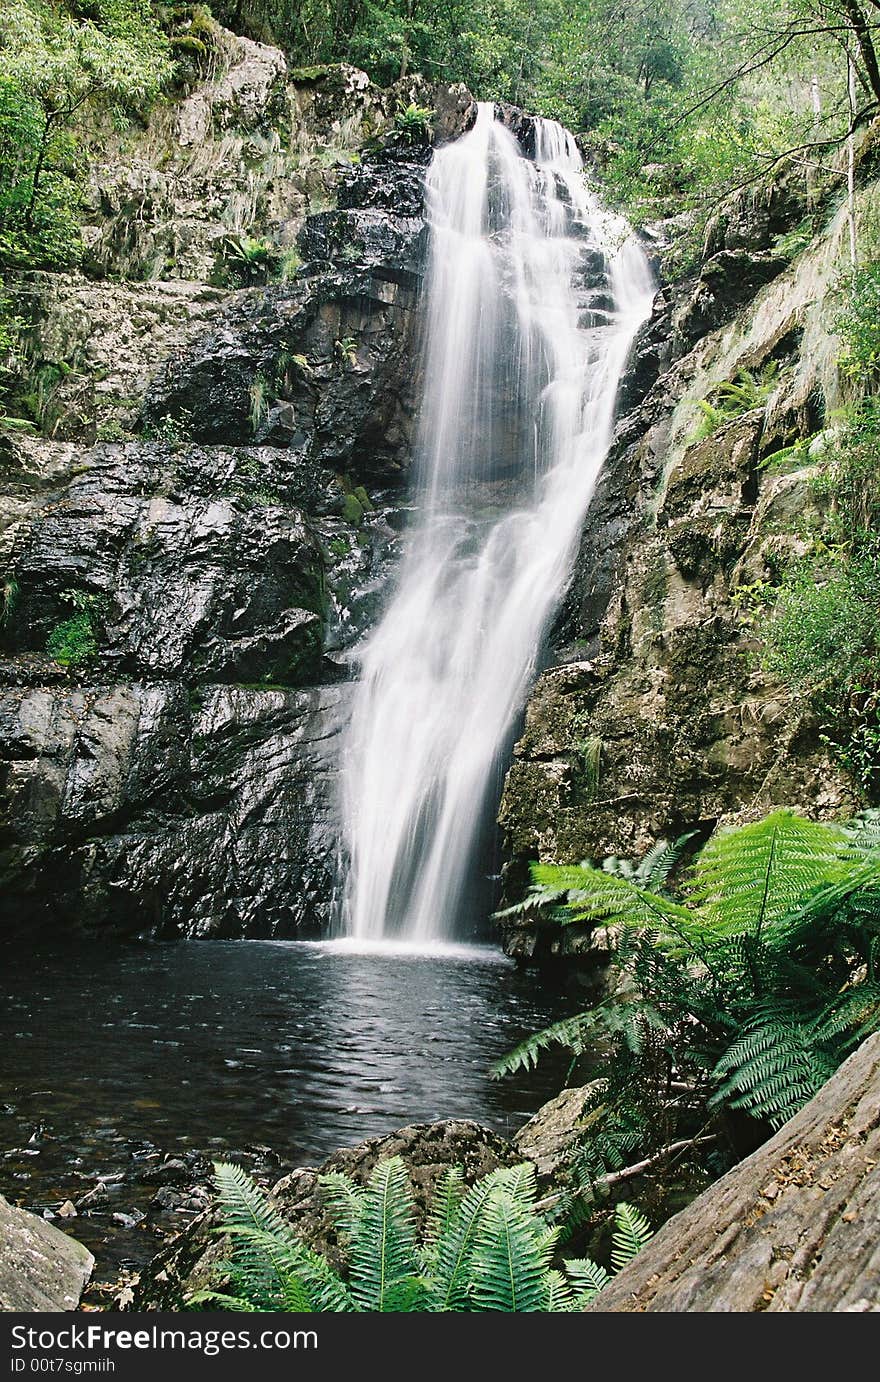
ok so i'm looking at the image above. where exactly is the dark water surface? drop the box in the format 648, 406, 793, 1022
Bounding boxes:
0, 939, 574, 1282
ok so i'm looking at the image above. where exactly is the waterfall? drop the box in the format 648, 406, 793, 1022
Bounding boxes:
339, 103, 654, 945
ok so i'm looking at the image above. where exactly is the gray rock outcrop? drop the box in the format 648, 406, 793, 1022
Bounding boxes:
0, 1194, 94, 1312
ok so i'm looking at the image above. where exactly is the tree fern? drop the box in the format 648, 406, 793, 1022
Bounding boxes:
689, 810, 850, 940
492, 1009, 601, 1077
497, 807, 880, 1208
710, 1006, 836, 1128
530, 863, 704, 955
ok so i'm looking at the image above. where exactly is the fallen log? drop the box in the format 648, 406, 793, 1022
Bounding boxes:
587, 1032, 880, 1312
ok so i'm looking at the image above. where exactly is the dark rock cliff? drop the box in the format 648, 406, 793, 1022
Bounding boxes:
1, 30, 869, 954
497, 154, 876, 961
0, 41, 472, 941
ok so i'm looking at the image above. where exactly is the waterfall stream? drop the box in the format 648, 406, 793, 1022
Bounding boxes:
340, 104, 654, 945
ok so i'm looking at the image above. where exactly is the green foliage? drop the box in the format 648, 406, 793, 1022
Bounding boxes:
497, 810, 880, 1213
203, 1157, 652, 1312
46, 587, 106, 665
753, 397, 880, 794
335, 335, 358, 368
393, 101, 433, 144
0, 0, 171, 270
689, 365, 779, 442
222, 233, 272, 285
608, 1201, 653, 1273
142, 410, 193, 444
837, 264, 880, 386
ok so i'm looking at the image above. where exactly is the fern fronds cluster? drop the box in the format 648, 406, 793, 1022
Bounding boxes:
200, 1158, 652, 1313
496, 808, 880, 1200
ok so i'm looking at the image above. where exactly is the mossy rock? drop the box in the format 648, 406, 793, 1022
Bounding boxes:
341, 492, 364, 527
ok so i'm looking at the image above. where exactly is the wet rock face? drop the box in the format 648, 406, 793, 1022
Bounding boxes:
499, 182, 859, 962
0, 427, 402, 939
5, 443, 324, 686
0, 56, 440, 941
0, 681, 348, 940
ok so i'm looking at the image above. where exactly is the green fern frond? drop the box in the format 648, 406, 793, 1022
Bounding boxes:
470, 1190, 556, 1311
422, 1166, 464, 1263
530, 863, 703, 953
710, 1010, 832, 1127
491, 1010, 600, 1076
544, 1269, 575, 1312
610, 1201, 653, 1272
813, 984, 880, 1047
346, 1157, 420, 1312
318, 1170, 364, 1241
639, 831, 697, 888
563, 1256, 612, 1302
490, 1161, 539, 1206
421, 1170, 499, 1311
690, 810, 850, 940
211, 1164, 351, 1311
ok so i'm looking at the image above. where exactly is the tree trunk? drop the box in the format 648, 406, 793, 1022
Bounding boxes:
587, 1033, 880, 1311
24, 109, 55, 231
842, 0, 880, 105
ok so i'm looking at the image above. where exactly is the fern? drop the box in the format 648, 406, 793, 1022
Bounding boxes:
207, 1159, 651, 1313
710, 1006, 835, 1128
345, 1157, 420, 1312
557, 1201, 653, 1304
498, 807, 880, 1202
421, 1167, 504, 1310
530, 863, 704, 955
470, 1188, 557, 1311
609, 1201, 654, 1271
689, 810, 851, 940
205, 1163, 352, 1312
563, 1257, 612, 1301
492, 1010, 600, 1076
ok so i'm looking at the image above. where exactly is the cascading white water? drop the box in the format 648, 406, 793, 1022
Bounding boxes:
340, 104, 654, 944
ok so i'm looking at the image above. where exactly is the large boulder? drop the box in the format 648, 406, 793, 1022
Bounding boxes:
0, 1194, 94, 1312
588, 1034, 880, 1311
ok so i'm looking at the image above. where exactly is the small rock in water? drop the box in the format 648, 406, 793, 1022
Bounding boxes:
57, 1200, 77, 1218
42, 1208, 56, 1220
139, 1157, 189, 1186
76, 1183, 109, 1210
151, 1186, 186, 1211
112, 1210, 146, 1228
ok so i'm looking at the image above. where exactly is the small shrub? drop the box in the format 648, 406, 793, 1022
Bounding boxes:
46, 589, 107, 666
689, 364, 779, 441
142, 411, 193, 445
393, 102, 433, 145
